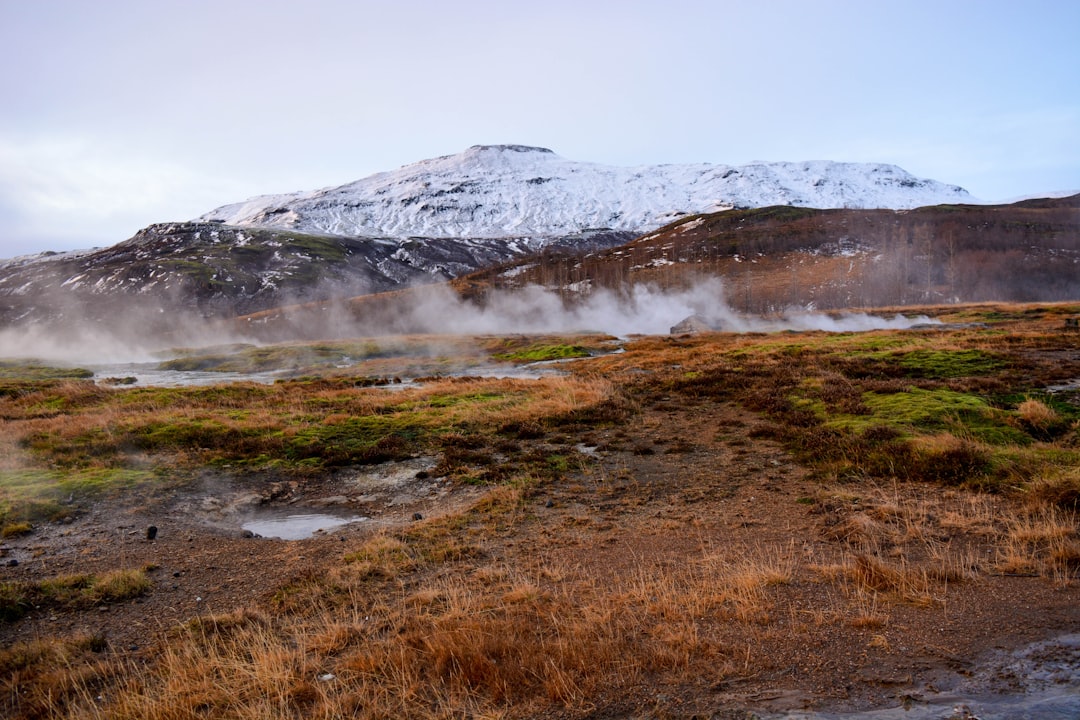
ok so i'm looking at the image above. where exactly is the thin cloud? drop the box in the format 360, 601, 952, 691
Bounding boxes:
0, 134, 250, 255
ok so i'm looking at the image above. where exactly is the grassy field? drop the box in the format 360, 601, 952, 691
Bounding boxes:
1, 302, 1078, 718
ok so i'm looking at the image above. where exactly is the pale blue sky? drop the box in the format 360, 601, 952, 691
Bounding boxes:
1, 0, 1077, 257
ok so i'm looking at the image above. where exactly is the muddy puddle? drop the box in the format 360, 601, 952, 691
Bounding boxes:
240, 510, 368, 540
766, 634, 1080, 720
180, 456, 462, 539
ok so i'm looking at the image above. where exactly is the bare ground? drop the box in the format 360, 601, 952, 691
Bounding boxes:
2, 379, 1078, 717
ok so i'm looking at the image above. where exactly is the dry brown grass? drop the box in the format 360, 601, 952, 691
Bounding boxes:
623, 543, 795, 626
997, 508, 1080, 583
849, 555, 936, 606
4, 312, 1080, 717
1025, 468, 1080, 512
811, 487, 1013, 610
847, 590, 889, 629
815, 478, 1080, 596
1016, 398, 1058, 429
0, 633, 117, 720
23, 535, 801, 719
937, 492, 1003, 536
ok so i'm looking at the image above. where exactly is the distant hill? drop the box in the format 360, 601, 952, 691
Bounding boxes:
220, 196, 1080, 342
0, 222, 635, 333
456, 194, 1080, 314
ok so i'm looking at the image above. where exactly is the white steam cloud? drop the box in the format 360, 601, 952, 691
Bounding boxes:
357, 278, 936, 337
1, 278, 937, 366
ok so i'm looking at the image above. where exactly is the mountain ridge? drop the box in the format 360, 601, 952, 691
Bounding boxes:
197, 145, 973, 241
215, 195, 1080, 343
6, 147, 1074, 348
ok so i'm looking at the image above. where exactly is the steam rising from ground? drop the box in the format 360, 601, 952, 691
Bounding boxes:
0, 278, 935, 366
393, 279, 933, 336
0, 311, 245, 365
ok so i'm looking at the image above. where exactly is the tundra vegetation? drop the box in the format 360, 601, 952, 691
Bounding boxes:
1, 303, 1078, 719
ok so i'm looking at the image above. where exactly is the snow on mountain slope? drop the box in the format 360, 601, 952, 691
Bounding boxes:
198, 145, 973, 240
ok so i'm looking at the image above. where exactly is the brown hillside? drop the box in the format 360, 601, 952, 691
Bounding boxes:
460, 196, 1080, 312
228, 197, 1079, 340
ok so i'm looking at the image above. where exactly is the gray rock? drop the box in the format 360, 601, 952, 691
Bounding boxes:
670, 314, 716, 334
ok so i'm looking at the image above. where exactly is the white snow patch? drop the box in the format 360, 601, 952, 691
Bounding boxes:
196, 145, 974, 241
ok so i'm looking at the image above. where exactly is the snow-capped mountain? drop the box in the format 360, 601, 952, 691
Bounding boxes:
0, 144, 984, 338
199, 145, 973, 240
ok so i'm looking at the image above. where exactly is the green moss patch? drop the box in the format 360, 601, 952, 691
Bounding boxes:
0, 362, 93, 381
0, 468, 156, 524
815, 388, 1030, 446
893, 349, 1007, 378
492, 344, 592, 363
286, 416, 426, 466
862, 388, 990, 428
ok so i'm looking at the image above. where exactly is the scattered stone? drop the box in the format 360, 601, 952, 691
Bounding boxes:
146, 525, 158, 541
670, 314, 717, 334
545, 499, 555, 508
102, 376, 138, 386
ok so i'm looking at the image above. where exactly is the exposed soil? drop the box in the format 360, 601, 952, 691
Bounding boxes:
2, 379, 1079, 717
0, 460, 487, 651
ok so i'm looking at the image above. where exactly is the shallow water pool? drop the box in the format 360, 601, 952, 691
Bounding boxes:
241, 512, 368, 540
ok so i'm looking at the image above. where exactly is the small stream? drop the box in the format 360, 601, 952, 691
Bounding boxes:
86, 358, 571, 388
88, 361, 283, 387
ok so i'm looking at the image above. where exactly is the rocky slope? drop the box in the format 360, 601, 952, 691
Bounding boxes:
0, 222, 634, 330
461, 194, 1080, 312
